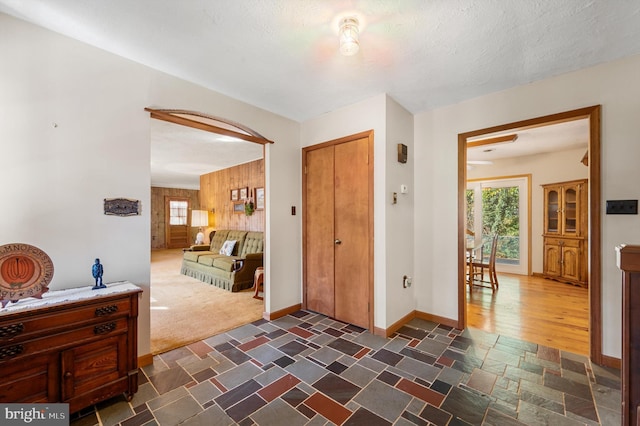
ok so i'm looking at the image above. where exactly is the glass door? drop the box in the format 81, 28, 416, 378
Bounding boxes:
466, 177, 529, 275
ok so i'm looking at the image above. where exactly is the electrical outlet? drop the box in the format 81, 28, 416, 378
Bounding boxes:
403, 275, 412, 288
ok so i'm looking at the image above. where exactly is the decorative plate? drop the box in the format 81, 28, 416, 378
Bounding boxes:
0, 243, 54, 308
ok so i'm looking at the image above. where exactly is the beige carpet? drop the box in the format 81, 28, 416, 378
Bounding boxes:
150, 249, 264, 354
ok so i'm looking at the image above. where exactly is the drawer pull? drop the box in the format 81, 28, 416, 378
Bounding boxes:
0, 323, 24, 339
95, 305, 118, 316
0, 344, 24, 359
94, 322, 117, 335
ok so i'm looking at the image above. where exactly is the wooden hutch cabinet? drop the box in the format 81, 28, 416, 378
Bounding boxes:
542, 179, 588, 287
0, 282, 141, 413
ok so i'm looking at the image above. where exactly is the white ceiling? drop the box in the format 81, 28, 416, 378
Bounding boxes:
467, 118, 588, 164
1, 1, 637, 186
150, 120, 264, 189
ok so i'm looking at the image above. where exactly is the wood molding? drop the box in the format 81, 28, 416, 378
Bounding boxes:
138, 353, 154, 367
145, 108, 273, 145
459, 105, 602, 363
601, 354, 621, 370
467, 133, 518, 148
263, 304, 302, 321
415, 311, 460, 329
374, 310, 459, 337
383, 310, 418, 337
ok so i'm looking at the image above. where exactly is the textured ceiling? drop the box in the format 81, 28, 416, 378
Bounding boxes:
2, 0, 640, 122
2, 1, 637, 188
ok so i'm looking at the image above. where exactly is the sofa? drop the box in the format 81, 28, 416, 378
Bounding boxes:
180, 229, 263, 292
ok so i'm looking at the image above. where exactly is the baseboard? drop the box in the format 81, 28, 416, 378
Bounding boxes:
414, 310, 460, 329
375, 310, 459, 337
263, 303, 302, 321
382, 310, 419, 337
138, 353, 154, 367
600, 354, 621, 369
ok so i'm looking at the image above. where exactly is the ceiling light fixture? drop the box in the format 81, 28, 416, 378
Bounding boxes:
339, 17, 360, 56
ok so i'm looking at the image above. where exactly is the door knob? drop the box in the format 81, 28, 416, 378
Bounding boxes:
335, 239, 342, 245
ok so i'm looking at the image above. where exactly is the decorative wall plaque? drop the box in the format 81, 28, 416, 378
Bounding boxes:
0, 243, 54, 308
104, 198, 140, 216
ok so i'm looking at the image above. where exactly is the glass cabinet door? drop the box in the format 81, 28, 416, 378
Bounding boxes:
563, 187, 578, 234
546, 189, 559, 233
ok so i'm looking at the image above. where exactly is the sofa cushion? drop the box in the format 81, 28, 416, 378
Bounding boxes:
240, 232, 264, 257
197, 255, 215, 267
226, 231, 248, 255
219, 240, 236, 256
209, 230, 230, 253
212, 256, 239, 272
183, 251, 213, 262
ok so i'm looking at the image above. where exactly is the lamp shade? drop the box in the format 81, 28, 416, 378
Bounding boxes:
191, 210, 209, 227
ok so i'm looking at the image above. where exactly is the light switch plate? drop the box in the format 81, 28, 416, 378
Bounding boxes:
606, 200, 638, 214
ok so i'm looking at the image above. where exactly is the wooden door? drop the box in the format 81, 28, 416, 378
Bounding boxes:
334, 138, 370, 327
305, 146, 336, 318
304, 132, 372, 330
165, 197, 190, 248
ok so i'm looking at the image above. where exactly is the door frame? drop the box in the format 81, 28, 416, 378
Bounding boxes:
457, 105, 604, 365
302, 130, 375, 332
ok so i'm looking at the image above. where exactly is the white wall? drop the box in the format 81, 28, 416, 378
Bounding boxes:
301, 94, 388, 328
468, 147, 589, 273
0, 14, 301, 356
384, 97, 416, 325
415, 54, 640, 359
300, 94, 416, 330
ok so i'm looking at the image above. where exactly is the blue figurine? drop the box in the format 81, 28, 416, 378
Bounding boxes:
92, 258, 106, 289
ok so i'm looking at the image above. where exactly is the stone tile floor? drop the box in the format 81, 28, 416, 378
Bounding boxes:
71, 310, 621, 425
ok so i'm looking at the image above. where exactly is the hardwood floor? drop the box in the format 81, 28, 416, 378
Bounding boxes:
466, 272, 589, 355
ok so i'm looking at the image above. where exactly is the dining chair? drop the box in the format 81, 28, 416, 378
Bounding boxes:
470, 235, 499, 291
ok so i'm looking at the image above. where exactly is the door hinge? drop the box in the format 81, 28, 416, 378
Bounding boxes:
368, 302, 370, 313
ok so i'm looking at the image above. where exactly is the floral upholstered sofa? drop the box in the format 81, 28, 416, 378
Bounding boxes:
180, 229, 263, 292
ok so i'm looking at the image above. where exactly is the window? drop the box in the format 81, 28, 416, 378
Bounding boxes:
169, 200, 188, 225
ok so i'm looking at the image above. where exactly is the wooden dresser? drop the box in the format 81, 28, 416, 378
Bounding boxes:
0, 282, 142, 413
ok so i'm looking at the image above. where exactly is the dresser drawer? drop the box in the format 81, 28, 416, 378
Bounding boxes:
0, 317, 129, 362
0, 297, 131, 343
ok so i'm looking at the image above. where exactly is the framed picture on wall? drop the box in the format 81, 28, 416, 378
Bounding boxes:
239, 187, 249, 200
233, 202, 244, 214
231, 188, 239, 201
254, 187, 265, 210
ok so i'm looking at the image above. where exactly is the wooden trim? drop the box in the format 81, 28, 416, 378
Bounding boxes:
467, 134, 518, 148
383, 311, 418, 337
459, 105, 602, 363
375, 310, 459, 337
263, 304, 302, 321
588, 105, 602, 364
301, 130, 375, 333
138, 353, 154, 367
601, 354, 621, 370
145, 108, 274, 145
458, 133, 467, 330
415, 311, 459, 330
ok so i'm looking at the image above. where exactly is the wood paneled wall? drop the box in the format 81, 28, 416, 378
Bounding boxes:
150, 187, 200, 249
200, 159, 264, 233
